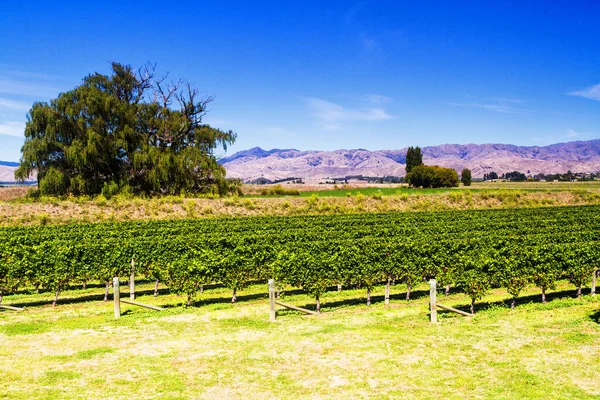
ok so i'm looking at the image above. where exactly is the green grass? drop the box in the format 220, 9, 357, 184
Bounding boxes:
1, 279, 600, 399
252, 181, 600, 198
299, 186, 455, 197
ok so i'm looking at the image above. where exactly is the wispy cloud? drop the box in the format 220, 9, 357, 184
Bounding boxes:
362, 94, 391, 104
493, 97, 524, 104
569, 83, 600, 102
344, 2, 365, 25
338, 93, 392, 105
447, 102, 521, 113
358, 32, 382, 56
533, 129, 598, 144
448, 97, 526, 114
0, 97, 31, 111
0, 121, 25, 137
0, 79, 60, 97
306, 97, 392, 130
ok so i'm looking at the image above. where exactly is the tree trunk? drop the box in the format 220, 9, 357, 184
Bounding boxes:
577, 286, 582, 298
0, 289, 3, 304
187, 293, 192, 306
406, 283, 412, 301
470, 298, 475, 315
445, 284, 450, 296
541, 287, 546, 303
82, 280, 87, 290
104, 281, 110, 302
276, 285, 280, 298
35, 282, 40, 294
200, 285, 204, 294
337, 284, 342, 292
511, 298, 516, 309
52, 289, 60, 307
316, 294, 321, 313
592, 270, 597, 296
366, 288, 371, 306
392, 278, 396, 286
154, 280, 159, 297
231, 288, 237, 304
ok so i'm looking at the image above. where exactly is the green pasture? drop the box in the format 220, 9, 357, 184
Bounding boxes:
1, 279, 599, 399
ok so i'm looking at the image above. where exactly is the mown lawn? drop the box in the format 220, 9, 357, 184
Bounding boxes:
1, 279, 599, 399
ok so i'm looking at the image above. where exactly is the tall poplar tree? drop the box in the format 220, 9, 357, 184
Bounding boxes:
405, 146, 423, 173
16, 62, 237, 196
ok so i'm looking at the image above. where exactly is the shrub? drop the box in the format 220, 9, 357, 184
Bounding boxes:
406, 165, 459, 188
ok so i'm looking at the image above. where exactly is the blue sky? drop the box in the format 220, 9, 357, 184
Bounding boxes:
1, 1, 599, 161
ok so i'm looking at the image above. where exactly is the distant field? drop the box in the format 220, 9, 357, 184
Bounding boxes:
1, 279, 599, 399
243, 180, 600, 198
2, 180, 600, 226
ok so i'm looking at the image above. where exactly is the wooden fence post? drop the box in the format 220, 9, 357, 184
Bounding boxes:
384, 278, 390, 306
113, 277, 121, 319
429, 279, 437, 323
269, 279, 276, 322
130, 258, 135, 301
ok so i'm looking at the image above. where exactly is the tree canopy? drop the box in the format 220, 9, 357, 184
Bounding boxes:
406, 165, 459, 188
461, 168, 472, 186
16, 62, 238, 196
405, 146, 423, 173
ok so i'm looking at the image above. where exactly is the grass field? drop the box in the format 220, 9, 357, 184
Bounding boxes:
3, 181, 600, 226
1, 279, 600, 399
246, 180, 600, 198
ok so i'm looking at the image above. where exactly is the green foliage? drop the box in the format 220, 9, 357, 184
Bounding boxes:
259, 185, 300, 196
1, 205, 599, 311
461, 168, 472, 186
405, 146, 423, 173
406, 165, 459, 188
16, 62, 237, 196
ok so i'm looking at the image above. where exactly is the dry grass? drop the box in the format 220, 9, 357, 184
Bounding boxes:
0, 186, 30, 201
1, 279, 599, 399
1, 189, 600, 226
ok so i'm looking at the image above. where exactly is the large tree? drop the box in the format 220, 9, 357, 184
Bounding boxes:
405, 146, 423, 174
16, 62, 237, 196
406, 165, 459, 188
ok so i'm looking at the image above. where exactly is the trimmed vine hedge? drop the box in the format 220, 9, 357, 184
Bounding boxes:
1, 205, 599, 311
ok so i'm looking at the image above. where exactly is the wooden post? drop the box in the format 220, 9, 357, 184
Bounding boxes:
436, 303, 474, 317
269, 279, 276, 322
130, 258, 135, 301
113, 277, 120, 319
120, 299, 165, 311
592, 270, 597, 296
429, 279, 437, 323
384, 278, 390, 306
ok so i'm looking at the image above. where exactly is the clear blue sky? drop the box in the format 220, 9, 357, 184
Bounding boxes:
1, 1, 599, 161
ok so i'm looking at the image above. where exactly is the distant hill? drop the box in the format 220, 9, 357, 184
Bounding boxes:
221, 140, 600, 182
0, 162, 36, 183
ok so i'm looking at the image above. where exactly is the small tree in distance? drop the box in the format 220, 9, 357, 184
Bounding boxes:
461, 168, 472, 186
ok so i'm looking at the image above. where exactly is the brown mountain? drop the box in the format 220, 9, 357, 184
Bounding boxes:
221, 139, 600, 182
0, 162, 35, 183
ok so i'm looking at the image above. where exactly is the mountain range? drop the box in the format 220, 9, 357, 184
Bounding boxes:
0, 161, 22, 183
2, 139, 600, 184
220, 139, 600, 182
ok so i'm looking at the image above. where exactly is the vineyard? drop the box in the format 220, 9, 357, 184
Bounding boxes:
2, 205, 599, 313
